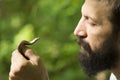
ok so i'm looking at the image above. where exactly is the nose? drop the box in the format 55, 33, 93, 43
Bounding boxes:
74, 18, 87, 38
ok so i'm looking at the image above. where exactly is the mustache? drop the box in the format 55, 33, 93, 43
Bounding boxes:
77, 37, 92, 53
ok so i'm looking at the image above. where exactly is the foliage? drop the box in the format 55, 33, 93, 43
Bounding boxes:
0, 0, 96, 80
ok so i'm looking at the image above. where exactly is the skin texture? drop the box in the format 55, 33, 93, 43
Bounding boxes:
9, 39, 49, 80
74, 0, 120, 78
74, 0, 113, 53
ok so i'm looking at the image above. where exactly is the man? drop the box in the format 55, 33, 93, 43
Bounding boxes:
74, 0, 120, 79
9, 0, 120, 80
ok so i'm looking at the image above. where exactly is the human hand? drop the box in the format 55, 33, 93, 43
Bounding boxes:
9, 49, 49, 80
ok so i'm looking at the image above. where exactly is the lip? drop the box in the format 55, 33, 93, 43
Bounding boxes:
77, 38, 84, 46
77, 38, 88, 49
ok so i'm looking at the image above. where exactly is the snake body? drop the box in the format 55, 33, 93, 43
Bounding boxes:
18, 37, 40, 59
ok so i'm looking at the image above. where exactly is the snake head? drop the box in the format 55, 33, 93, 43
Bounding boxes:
17, 37, 40, 59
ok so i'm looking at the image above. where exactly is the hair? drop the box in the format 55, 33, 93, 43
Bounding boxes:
110, 0, 120, 34
90, 0, 120, 33
93, 0, 120, 34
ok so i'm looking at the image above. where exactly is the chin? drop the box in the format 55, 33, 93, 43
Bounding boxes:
78, 36, 119, 77
79, 43, 119, 77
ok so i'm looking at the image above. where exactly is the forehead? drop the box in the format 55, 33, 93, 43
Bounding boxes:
82, 0, 112, 22
85, 0, 114, 5
83, 0, 112, 13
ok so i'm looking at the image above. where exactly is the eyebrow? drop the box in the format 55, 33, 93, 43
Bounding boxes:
81, 5, 102, 25
81, 7, 97, 22
88, 15, 102, 25
88, 16, 97, 22
82, 11, 98, 23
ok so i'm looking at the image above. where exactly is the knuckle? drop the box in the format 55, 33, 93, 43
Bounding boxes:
9, 71, 16, 80
12, 50, 18, 56
34, 56, 42, 64
18, 62, 29, 70
11, 62, 28, 73
25, 48, 33, 53
12, 50, 16, 56
35, 56, 41, 61
31, 56, 41, 65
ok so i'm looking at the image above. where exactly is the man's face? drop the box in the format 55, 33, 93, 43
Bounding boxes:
74, 0, 119, 76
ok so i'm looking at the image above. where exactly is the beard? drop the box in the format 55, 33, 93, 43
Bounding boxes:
78, 34, 119, 77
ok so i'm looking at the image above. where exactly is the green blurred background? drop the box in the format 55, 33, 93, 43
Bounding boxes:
0, 0, 108, 80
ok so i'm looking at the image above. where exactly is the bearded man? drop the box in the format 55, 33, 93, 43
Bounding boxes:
9, 0, 120, 80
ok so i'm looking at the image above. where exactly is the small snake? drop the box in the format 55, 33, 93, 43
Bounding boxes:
18, 37, 40, 59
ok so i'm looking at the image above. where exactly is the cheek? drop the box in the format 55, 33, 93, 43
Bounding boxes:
88, 36, 104, 51
86, 26, 112, 51
85, 16, 113, 51
90, 37, 104, 51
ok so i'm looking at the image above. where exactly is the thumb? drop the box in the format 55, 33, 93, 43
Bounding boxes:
11, 50, 27, 63
10, 50, 28, 72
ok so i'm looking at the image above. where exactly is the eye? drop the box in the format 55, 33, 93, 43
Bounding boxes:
88, 19, 96, 26
89, 22, 96, 26
84, 15, 89, 20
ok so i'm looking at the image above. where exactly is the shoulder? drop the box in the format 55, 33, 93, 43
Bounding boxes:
109, 73, 117, 80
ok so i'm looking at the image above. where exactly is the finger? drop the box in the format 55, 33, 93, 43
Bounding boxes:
11, 50, 27, 62
24, 48, 41, 65
9, 73, 21, 80
10, 50, 29, 80
11, 50, 28, 70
